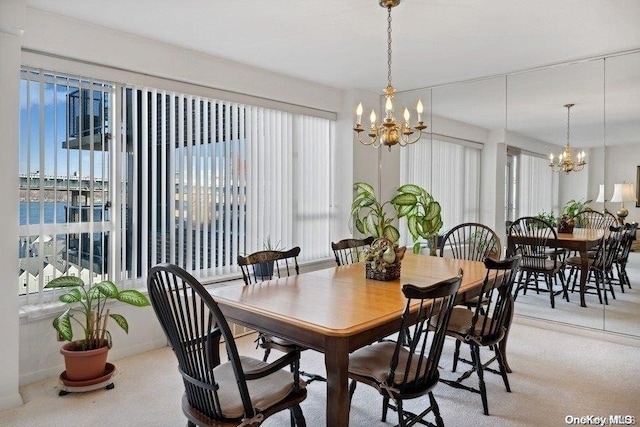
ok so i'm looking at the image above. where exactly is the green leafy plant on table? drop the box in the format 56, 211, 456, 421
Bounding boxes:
45, 276, 151, 350
351, 182, 400, 243
534, 210, 557, 227
392, 184, 443, 254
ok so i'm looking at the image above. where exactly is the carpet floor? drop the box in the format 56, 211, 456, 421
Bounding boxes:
1, 316, 638, 426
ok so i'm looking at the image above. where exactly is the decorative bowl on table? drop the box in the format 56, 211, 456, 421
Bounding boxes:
362, 238, 406, 281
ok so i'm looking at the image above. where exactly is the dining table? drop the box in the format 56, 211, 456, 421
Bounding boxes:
506, 228, 604, 308
209, 253, 491, 427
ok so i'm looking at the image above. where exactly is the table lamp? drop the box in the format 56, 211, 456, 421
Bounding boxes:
610, 182, 636, 223
595, 184, 606, 203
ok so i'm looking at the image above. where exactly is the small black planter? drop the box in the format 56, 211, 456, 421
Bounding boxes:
253, 261, 275, 281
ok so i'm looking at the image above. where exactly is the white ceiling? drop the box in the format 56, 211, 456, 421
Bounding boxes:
26, 0, 640, 147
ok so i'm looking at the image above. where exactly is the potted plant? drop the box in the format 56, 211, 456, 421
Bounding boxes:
534, 210, 557, 227
253, 236, 282, 280
469, 230, 500, 259
362, 238, 407, 281
562, 198, 592, 227
351, 182, 400, 243
44, 276, 150, 382
392, 184, 443, 255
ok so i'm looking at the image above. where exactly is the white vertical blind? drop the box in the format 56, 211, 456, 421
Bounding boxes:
117, 85, 334, 284
518, 153, 559, 216
401, 136, 481, 241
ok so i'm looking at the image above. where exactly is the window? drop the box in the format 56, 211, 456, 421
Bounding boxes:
401, 136, 481, 240
19, 68, 114, 303
19, 68, 336, 301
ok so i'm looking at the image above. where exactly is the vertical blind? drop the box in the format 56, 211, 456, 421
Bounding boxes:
518, 153, 559, 216
118, 85, 336, 284
401, 137, 481, 243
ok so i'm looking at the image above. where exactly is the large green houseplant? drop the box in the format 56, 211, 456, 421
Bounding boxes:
351, 182, 400, 243
45, 276, 150, 381
392, 184, 443, 254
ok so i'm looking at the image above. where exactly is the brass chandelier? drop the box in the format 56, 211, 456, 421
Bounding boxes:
353, 0, 426, 149
549, 103, 586, 173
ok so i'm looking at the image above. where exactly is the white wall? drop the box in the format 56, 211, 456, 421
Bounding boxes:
603, 145, 640, 225
0, 0, 26, 411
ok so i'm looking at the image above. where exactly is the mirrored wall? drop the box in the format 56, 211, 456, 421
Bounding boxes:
399, 50, 640, 337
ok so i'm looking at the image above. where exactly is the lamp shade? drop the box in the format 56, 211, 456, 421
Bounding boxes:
610, 183, 637, 203
595, 184, 606, 203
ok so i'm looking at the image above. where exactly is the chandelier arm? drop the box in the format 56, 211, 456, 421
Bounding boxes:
356, 131, 381, 147
399, 129, 423, 146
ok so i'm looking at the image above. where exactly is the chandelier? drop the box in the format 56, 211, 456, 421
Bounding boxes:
549, 103, 586, 173
353, 0, 426, 150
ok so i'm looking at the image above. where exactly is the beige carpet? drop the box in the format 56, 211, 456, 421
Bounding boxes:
1, 317, 639, 427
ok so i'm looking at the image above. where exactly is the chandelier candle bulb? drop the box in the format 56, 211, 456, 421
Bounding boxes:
356, 102, 363, 125
417, 99, 423, 122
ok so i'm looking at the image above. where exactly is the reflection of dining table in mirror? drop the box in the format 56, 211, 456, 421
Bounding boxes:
209, 253, 490, 427
507, 228, 605, 308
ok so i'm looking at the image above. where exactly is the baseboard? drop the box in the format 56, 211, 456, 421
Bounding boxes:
0, 392, 24, 411
514, 314, 640, 348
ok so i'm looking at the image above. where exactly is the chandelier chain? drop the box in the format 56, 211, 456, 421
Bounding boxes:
387, 6, 392, 88
566, 104, 571, 146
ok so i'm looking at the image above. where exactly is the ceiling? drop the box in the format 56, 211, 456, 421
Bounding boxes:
26, 0, 640, 147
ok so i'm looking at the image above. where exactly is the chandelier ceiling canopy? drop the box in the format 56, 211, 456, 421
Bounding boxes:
353, 0, 426, 150
549, 103, 586, 173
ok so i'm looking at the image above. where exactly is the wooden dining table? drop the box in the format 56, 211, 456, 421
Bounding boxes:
209, 253, 490, 427
506, 228, 604, 308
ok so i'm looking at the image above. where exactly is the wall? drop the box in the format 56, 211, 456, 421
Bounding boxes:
0, 0, 26, 412
603, 145, 640, 224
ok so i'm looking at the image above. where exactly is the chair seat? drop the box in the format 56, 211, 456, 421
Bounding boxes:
566, 256, 595, 267
520, 257, 560, 272
261, 333, 299, 349
212, 356, 303, 419
349, 341, 434, 388
446, 307, 504, 345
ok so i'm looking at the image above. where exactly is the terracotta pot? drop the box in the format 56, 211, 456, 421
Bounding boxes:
60, 341, 109, 381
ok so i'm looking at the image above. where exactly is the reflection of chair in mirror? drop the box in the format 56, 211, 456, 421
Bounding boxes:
508, 217, 568, 308
613, 222, 638, 292
567, 226, 623, 304
347, 272, 462, 427
237, 247, 326, 384
440, 222, 502, 261
441, 256, 520, 416
572, 209, 611, 229
147, 263, 307, 427
440, 222, 501, 311
331, 236, 374, 266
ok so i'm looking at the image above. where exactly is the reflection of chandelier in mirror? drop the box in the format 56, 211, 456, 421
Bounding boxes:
353, 0, 426, 150
549, 103, 586, 173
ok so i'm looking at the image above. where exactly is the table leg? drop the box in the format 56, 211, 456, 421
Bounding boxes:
579, 250, 589, 308
324, 337, 350, 427
499, 295, 514, 373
